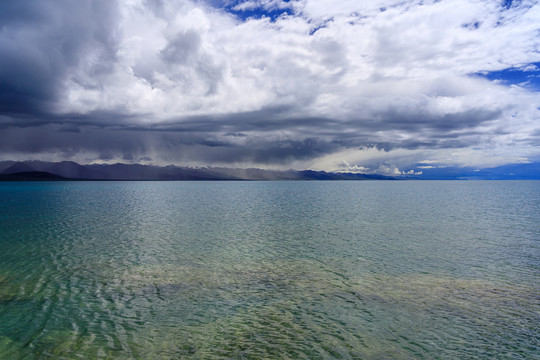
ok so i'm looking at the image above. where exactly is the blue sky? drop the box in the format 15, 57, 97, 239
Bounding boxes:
0, 0, 539, 176
475, 62, 540, 91
219, 0, 294, 21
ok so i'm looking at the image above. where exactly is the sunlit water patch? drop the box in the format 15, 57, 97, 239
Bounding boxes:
0, 181, 538, 359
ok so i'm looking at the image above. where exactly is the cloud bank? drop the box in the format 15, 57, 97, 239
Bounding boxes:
1, 0, 539, 174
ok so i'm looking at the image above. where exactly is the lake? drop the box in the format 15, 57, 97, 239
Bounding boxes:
0, 181, 538, 359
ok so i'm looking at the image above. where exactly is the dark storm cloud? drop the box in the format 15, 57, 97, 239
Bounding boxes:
0, 109, 139, 132
144, 107, 340, 134
0, 0, 118, 117
341, 108, 502, 133
383, 109, 501, 131
0, 122, 337, 164
235, 137, 340, 164
0, 103, 502, 166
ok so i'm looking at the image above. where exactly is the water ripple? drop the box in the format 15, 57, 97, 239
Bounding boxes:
0, 181, 538, 359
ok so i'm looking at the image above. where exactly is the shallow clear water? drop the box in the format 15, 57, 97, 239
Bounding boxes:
0, 181, 538, 359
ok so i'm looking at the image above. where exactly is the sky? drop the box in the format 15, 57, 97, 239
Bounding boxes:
1, 0, 539, 176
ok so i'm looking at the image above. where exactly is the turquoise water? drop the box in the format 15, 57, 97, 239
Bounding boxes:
0, 181, 538, 359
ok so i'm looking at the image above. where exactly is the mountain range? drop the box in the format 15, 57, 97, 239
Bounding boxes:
0, 161, 395, 181
1, 160, 539, 181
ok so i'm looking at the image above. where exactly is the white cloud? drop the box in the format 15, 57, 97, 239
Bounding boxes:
233, 0, 295, 12
58, 1, 540, 116
3, 0, 540, 171
336, 158, 423, 176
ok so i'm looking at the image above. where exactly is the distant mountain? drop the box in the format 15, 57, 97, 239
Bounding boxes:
298, 170, 393, 180
416, 162, 540, 180
0, 161, 396, 181
0, 161, 16, 173
0, 171, 67, 181
1, 162, 36, 174
86, 163, 229, 180
1, 161, 104, 179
